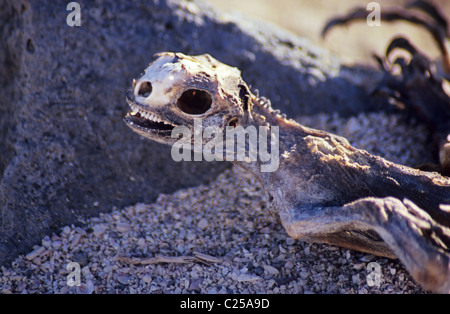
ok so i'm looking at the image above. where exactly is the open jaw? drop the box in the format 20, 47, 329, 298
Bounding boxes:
124, 96, 177, 135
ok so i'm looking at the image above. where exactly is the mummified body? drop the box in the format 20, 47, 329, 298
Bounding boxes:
124, 52, 450, 293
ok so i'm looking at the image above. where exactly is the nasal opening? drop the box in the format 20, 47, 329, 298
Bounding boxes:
137, 81, 153, 98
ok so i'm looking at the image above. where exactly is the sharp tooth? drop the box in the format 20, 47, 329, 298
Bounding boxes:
131, 105, 140, 114
131, 107, 138, 115
130, 109, 171, 125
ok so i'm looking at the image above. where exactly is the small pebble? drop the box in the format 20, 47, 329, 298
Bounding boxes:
26, 246, 45, 261
263, 264, 280, 275
116, 222, 132, 233
352, 263, 365, 270
236, 273, 260, 283
197, 218, 209, 230
142, 275, 152, 284
117, 276, 130, 285
285, 237, 295, 246
76, 281, 95, 294
93, 224, 108, 237
284, 261, 294, 270
352, 274, 361, 285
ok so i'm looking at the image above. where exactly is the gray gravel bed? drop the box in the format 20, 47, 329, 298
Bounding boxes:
0, 112, 431, 294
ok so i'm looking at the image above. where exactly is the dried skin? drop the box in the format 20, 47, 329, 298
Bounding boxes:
124, 52, 450, 293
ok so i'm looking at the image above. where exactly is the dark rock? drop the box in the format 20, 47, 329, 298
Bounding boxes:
0, 0, 380, 265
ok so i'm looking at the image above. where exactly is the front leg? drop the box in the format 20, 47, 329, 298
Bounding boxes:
280, 197, 450, 293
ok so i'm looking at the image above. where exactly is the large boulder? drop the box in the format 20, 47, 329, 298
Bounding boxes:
0, 0, 379, 265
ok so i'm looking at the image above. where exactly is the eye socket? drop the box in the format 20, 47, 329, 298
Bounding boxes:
228, 117, 239, 128
138, 81, 152, 97
177, 89, 212, 115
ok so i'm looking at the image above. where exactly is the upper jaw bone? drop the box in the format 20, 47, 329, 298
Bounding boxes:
129, 104, 175, 126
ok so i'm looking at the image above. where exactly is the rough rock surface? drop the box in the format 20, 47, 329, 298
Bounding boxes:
0, 0, 380, 265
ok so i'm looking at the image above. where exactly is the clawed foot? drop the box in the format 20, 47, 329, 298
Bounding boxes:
323, 0, 450, 176
282, 197, 450, 293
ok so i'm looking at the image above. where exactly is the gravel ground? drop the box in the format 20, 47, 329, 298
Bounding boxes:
0, 112, 432, 294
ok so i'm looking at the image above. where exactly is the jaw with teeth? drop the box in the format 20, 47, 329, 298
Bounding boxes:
124, 95, 177, 137
128, 102, 172, 126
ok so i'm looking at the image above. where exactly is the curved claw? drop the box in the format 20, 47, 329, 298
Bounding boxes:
322, 6, 430, 38
407, 0, 448, 31
323, 1, 450, 175
386, 37, 419, 58
322, 1, 450, 74
321, 7, 368, 38
408, 0, 450, 74
372, 53, 386, 70
386, 37, 432, 75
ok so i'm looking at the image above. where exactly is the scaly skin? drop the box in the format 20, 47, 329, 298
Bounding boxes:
124, 52, 450, 293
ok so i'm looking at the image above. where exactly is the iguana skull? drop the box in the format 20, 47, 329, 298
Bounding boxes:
125, 52, 252, 147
